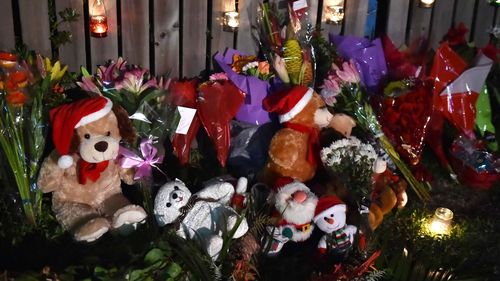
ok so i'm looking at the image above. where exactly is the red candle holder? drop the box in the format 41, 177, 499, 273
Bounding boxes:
90, 0, 108, 38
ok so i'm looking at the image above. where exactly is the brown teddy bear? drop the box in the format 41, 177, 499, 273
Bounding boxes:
38, 96, 147, 242
262, 85, 355, 183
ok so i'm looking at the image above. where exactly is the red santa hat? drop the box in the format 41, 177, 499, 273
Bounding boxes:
313, 195, 346, 221
262, 85, 313, 123
50, 96, 113, 168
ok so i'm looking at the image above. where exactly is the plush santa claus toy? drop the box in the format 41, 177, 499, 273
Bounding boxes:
313, 195, 357, 254
265, 177, 318, 255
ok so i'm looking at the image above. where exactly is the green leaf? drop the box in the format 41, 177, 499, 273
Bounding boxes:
166, 262, 182, 278
81, 66, 91, 77
128, 269, 145, 281
144, 248, 165, 265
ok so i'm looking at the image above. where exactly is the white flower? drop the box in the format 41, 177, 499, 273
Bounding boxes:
242, 61, 259, 72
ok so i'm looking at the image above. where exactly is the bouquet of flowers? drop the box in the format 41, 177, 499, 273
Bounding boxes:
214, 48, 274, 125
321, 137, 379, 201
0, 52, 68, 224
257, 0, 315, 87
320, 59, 430, 200
77, 58, 175, 212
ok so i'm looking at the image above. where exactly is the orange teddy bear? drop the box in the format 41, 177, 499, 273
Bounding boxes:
262, 85, 356, 183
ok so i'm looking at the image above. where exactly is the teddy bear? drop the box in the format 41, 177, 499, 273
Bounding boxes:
368, 169, 408, 230
37, 96, 147, 242
265, 178, 318, 255
154, 178, 249, 260
262, 85, 356, 183
313, 195, 357, 255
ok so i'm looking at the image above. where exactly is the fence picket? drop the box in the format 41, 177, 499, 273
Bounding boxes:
236, 0, 259, 56
211, 0, 236, 59
0, 0, 15, 51
18, 0, 51, 57
407, 0, 432, 44
429, 0, 454, 49
344, 0, 368, 36
154, 0, 180, 77
182, 0, 208, 77
473, 0, 494, 47
386, 0, 410, 47
121, 0, 149, 68
56, 0, 86, 71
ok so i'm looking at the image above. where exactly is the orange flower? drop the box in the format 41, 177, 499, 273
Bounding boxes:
9, 71, 28, 88
231, 54, 257, 73
6, 90, 27, 106
0, 52, 17, 69
258, 61, 270, 75
52, 83, 65, 95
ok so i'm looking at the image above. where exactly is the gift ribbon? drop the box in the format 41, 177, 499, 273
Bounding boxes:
118, 139, 164, 180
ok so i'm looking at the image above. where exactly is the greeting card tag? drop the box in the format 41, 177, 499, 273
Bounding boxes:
175, 106, 197, 135
293, 0, 308, 11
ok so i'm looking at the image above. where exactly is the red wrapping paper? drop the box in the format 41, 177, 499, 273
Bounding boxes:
198, 81, 244, 167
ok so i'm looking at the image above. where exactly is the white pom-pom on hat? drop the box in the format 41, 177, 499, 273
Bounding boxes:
57, 155, 74, 169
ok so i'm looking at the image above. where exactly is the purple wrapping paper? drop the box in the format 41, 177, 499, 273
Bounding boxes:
214, 49, 271, 125
329, 34, 388, 93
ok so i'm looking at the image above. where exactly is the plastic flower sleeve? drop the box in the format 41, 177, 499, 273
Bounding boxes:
379, 80, 433, 166
169, 79, 201, 165
198, 81, 244, 167
214, 49, 271, 125
330, 35, 388, 93
449, 135, 500, 189
257, 0, 316, 87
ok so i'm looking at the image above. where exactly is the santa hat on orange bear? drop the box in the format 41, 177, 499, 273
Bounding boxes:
263, 85, 313, 123
50, 96, 113, 169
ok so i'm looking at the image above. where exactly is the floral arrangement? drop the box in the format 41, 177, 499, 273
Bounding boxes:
321, 137, 379, 200
0, 52, 68, 225
320, 59, 431, 201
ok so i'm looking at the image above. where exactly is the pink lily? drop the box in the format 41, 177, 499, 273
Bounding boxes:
97, 57, 127, 83
336, 60, 360, 84
320, 75, 341, 106
115, 69, 157, 95
76, 76, 102, 95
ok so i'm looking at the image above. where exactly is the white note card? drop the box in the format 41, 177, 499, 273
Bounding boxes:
175, 106, 197, 135
293, 0, 308, 11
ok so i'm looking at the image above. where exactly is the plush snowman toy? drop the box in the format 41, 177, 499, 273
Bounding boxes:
313, 195, 357, 254
154, 177, 249, 260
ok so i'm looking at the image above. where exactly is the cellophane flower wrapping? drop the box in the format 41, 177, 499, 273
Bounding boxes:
168, 78, 200, 166
449, 135, 500, 189
321, 59, 430, 201
214, 48, 272, 125
0, 52, 68, 225
197, 80, 244, 167
329, 34, 388, 93
256, 0, 316, 87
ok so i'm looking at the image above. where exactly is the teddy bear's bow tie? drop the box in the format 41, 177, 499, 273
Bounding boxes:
78, 159, 109, 185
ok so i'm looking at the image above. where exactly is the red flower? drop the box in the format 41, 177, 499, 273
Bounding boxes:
6, 91, 27, 106
480, 43, 499, 62
444, 22, 469, 46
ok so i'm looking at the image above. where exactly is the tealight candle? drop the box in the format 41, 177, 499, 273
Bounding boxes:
325, 5, 344, 25
90, 0, 108, 38
223, 11, 239, 32
428, 207, 453, 236
419, 0, 435, 8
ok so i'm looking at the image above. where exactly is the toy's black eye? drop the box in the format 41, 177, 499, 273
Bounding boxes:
174, 186, 179, 191
84, 134, 91, 139
106, 131, 111, 136
172, 193, 178, 199
330, 214, 334, 217
166, 203, 172, 207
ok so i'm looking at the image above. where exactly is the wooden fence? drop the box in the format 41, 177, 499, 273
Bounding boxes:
0, 0, 498, 78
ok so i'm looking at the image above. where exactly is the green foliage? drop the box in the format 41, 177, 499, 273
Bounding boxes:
311, 32, 338, 88
48, 0, 80, 54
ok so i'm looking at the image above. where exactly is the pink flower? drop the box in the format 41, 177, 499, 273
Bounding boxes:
115, 69, 156, 95
76, 76, 102, 95
320, 75, 341, 106
97, 57, 127, 83
209, 72, 229, 81
336, 60, 360, 84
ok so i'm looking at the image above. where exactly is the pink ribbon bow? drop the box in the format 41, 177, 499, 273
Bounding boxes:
118, 139, 164, 180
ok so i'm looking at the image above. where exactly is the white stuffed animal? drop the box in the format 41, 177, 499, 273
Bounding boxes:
154, 178, 249, 260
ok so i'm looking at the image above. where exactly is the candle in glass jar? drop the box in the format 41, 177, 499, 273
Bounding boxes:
90, 15, 108, 37
428, 207, 453, 236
